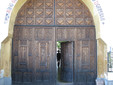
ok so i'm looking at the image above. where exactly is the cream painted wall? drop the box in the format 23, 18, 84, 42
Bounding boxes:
0, 37, 12, 77
97, 38, 107, 79
0, 49, 1, 55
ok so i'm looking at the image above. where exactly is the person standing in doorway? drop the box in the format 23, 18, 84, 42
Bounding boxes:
57, 50, 61, 68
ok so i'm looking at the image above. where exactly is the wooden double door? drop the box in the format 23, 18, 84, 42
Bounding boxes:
12, 26, 96, 85
12, 0, 97, 84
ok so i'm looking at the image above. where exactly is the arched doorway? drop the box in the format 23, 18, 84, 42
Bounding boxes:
12, 0, 97, 85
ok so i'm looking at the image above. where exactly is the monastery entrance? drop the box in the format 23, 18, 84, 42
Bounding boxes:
12, 0, 97, 85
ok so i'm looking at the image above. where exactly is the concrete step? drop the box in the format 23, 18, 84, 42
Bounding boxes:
108, 80, 113, 85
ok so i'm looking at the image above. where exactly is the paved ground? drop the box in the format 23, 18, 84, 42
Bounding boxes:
108, 72, 113, 85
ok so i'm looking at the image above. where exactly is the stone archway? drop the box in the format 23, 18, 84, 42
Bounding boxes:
0, 0, 107, 85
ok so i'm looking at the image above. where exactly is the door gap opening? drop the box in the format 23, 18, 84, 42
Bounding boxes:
56, 41, 73, 83
56, 41, 61, 82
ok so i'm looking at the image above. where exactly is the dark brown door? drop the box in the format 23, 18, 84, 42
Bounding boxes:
34, 41, 55, 85
13, 0, 97, 85
60, 42, 73, 82
75, 28, 97, 85
12, 27, 56, 85
33, 27, 55, 85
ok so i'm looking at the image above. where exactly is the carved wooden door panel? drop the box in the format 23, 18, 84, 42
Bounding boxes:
75, 27, 96, 85
12, 27, 56, 85
34, 41, 55, 85
33, 27, 55, 85
61, 42, 73, 82
12, 27, 34, 83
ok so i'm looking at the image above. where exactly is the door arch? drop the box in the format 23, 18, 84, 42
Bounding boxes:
12, 0, 97, 85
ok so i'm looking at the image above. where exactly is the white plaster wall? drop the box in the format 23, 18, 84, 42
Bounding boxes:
0, 1, 10, 48
99, 0, 113, 50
